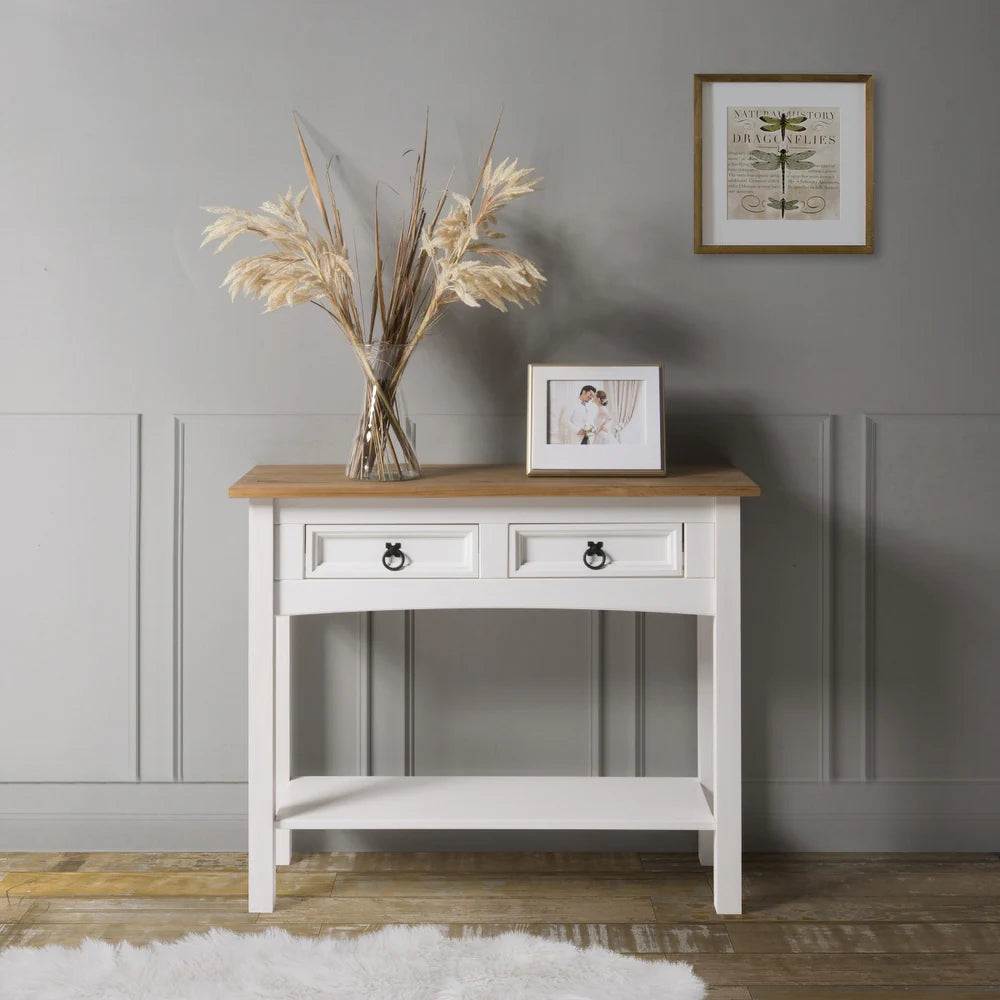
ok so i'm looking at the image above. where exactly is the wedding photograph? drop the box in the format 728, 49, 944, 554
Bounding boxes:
546, 380, 646, 446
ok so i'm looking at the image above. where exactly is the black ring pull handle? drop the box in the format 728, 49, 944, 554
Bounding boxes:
382, 541, 405, 572
583, 540, 607, 571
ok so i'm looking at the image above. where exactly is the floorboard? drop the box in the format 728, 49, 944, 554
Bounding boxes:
0, 853, 997, 993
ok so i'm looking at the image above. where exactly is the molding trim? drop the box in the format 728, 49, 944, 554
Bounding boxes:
171, 417, 186, 782
862, 415, 877, 781
357, 613, 372, 776
817, 415, 833, 782
589, 611, 604, 777
634, 613, 646, 777
403, 610, 416, 776
127, 414, 142, 782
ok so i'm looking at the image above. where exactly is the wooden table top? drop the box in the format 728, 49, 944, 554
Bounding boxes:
228, 464, 760, 499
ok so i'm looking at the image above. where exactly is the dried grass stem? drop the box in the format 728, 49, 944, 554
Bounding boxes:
202, 113, 545, 479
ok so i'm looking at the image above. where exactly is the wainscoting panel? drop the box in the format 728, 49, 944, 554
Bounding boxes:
866, 414, 1000, 780
176, 414, 355, 782
410, 609, 594, 776
665, 415, 832, 781
176, 412, 524, 782
600, 611, 643, 777
369, 611, 409, 778
641, 614, 698, 777
290, 613, 367, 779
0, 414, 139, 781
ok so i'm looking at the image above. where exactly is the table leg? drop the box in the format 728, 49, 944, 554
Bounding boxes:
712, 497, 742, 915
696, 614, 714, 867
275, 614, 292, 867
248, 499, 276, 913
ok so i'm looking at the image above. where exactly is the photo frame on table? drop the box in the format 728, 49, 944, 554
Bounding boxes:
526, 364, 665, 476
694, 74, 873, 254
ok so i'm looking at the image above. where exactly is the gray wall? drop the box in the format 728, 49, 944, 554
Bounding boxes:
2, 0, 998, 850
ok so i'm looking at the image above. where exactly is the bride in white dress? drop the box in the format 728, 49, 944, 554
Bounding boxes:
592, 391, 615, 444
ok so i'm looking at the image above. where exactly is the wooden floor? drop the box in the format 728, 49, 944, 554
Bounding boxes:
1, 852, 998, 998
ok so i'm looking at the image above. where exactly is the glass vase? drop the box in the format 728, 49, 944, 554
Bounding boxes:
346, 342, 420, 481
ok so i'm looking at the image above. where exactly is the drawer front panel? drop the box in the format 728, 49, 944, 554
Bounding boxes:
306, 524, 479, 579
509, 523, 682, 578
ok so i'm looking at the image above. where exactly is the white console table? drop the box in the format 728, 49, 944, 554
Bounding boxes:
229, 464, 760, 915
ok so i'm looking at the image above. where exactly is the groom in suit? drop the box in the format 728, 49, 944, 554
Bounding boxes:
570, 385, 598, 444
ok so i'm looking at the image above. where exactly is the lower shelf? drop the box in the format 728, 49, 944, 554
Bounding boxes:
276, 776, 715, 831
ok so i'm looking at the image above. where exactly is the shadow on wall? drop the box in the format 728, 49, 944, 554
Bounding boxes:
287, 120, 705, 442
414, 219, 707, 434
666, 405, 794, 838
668, 408, 965, 855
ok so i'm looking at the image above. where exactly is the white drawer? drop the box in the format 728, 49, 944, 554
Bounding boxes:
305, 524, 479, 579
508, 523, 682, 578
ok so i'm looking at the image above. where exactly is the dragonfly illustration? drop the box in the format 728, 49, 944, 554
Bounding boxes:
759, 113, 807, 140
749, 148, 815, 194
766, 196, 801, 219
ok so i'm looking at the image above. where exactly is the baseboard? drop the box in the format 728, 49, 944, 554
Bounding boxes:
1, 781, 998, 852
742, 778, 1000, 851
0, 812, 247, 851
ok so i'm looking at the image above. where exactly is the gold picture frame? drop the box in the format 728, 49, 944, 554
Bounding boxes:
694, 74, 873, 254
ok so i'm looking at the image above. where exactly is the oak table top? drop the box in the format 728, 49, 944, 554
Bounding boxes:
228, 464, 760, 499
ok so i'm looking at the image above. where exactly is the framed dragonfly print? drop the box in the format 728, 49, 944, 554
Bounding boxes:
694, 74, 873, 253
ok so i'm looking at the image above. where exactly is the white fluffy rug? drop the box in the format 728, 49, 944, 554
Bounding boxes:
0, 925, 705, 999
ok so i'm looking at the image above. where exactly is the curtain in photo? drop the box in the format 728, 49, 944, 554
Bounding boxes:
606, 380, 642, 442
